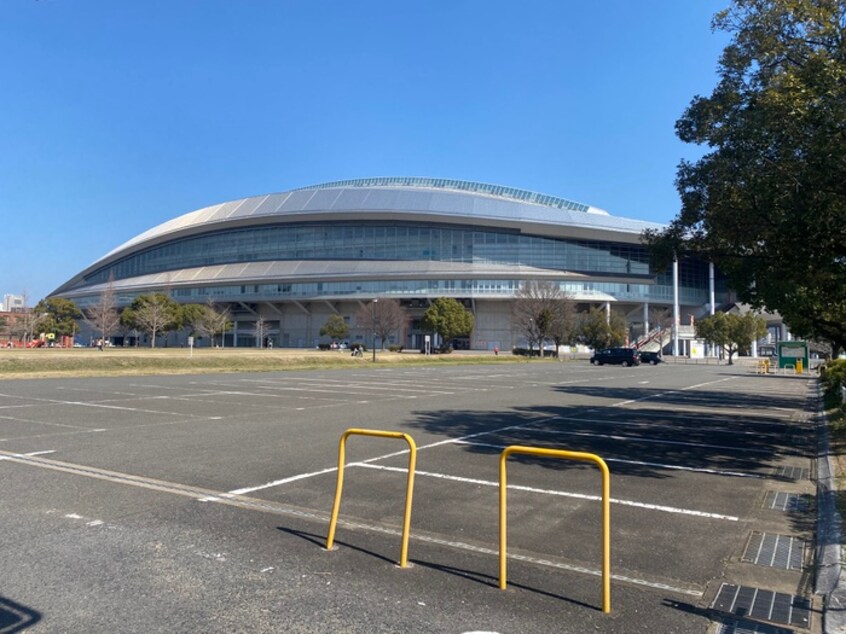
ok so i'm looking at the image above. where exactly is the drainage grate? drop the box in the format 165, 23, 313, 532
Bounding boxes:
713, 583, 810, 627
716, 618, 795, 634
764, 491, 813, 512
774, 465, 809, 481
742, 532, 805, 570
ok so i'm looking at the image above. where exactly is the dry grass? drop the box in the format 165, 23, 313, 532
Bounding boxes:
0, 346, 535, 379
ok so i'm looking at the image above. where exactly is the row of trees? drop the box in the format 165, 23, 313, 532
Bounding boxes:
319, 297, 475, 351
28, 291, 232, 349
17, 282, 766, 359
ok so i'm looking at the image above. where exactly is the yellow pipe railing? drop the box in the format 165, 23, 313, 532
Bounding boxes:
326, 428, 417, 568
499, 445, 611, 613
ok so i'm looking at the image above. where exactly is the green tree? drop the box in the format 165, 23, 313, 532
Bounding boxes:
121, 293, 181, 348
696, 312, 767, 365
577, 307, 627, 351
180, 304, 207, 337
643, 0, 846, 354
421, 297, 474, 351
33, 297, 82, 337
320, 314, 350, 342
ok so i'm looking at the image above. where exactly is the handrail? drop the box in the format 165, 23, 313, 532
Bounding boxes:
326, 428, 417, 568
499, 445, 611, 613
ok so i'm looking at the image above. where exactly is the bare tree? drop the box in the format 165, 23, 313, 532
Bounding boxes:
354, 299, 407, 349
9, 292, 48, 346
512, 281, 576, 358
190, 298, 232, 347
207, 300, 232, 347
252, 317, 267, 348
9, 310, 39, 345
85, 275, 121, 347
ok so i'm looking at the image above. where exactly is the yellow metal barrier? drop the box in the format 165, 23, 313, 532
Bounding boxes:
326, 428, 417, 568
796, 359, 803, 374
499, 445, 611, 613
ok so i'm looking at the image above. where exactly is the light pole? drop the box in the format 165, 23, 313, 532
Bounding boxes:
371, 298, 378, 362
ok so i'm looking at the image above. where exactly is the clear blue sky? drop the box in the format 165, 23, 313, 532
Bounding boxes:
0, 1, 728, 303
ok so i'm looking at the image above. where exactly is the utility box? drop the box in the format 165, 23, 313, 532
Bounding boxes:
777, 341, 809, 371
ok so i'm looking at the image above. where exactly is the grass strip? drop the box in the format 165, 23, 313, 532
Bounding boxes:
0, 348, 556, 379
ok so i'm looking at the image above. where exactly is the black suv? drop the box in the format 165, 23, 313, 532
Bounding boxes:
590, 348, 640, 367
638, 351, 662, 365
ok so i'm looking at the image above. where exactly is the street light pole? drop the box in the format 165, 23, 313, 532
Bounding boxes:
371, 298, 378, 363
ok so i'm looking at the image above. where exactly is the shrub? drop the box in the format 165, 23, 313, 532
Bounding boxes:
821, 359, 846, 405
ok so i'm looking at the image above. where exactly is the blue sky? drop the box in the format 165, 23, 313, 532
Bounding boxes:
0, 1, 728, 303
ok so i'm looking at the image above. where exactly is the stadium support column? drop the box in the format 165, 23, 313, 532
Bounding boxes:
709, 261, 716, 356
643, 302, 649, 338
709, 262, 715, 316
605, 302, 610, 324
672, 255, 679, 357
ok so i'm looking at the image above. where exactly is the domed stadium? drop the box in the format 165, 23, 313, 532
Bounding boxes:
51, 177, 726, 350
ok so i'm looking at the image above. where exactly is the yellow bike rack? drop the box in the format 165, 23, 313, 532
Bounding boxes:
326, 428, 417, 568
499, 445, 611, 613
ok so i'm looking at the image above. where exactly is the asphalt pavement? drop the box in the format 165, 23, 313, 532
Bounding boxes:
0, 361, 820, 633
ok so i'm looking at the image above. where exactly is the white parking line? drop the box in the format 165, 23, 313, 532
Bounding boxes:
0, 450, 56, 461
453, 439, 760, 479
548, 415, 787, 436
355, 463, 740, 521
521, 427, 773, 454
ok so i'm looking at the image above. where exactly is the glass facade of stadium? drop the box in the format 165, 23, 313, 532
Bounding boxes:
51, 178, 729, 350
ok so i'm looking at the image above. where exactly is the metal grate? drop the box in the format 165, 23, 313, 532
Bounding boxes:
764, 491, 813, 512
774, 465, 809, 481
713, 583, 810, 627
716, 618, 795, 634
742, 532, 805, 570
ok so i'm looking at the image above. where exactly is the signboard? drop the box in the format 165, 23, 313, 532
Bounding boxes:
777, 341, 809, 369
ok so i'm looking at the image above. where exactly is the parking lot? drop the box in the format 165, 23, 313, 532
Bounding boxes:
0, 361, 818, 633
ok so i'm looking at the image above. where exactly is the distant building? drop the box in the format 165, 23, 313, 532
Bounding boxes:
1, 294, 25, 313
50, 177, 731, 350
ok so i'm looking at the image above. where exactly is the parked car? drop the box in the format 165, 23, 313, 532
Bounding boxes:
589, 347, 641, 367
638, 351, 662, 365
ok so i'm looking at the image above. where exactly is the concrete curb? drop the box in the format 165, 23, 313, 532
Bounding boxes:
818, 382, 846, 633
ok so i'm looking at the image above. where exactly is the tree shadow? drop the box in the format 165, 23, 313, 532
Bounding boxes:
552, 382, 807, 412
406, 393, 814, 480
0, 595, 41, 634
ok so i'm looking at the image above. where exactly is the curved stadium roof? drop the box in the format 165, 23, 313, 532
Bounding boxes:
53, 177, 665, 297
